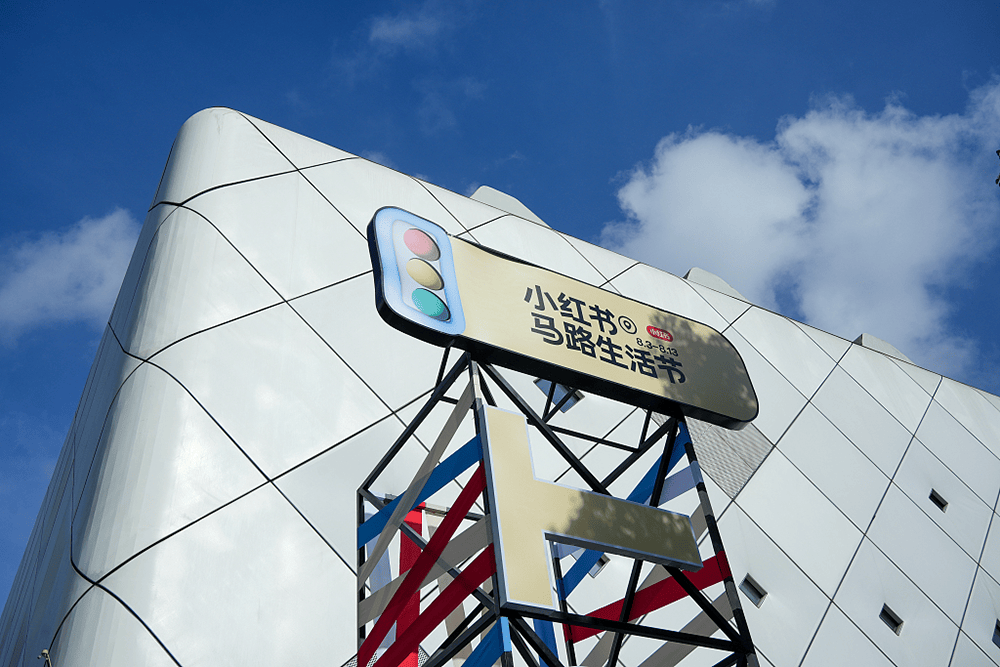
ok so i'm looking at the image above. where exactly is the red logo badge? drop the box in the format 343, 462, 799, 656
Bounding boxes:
646, 326, 673, 342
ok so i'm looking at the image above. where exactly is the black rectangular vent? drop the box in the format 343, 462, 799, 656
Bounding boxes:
880, 604, 903, 635
739, 574, 767, 608
929, 489, 948, 512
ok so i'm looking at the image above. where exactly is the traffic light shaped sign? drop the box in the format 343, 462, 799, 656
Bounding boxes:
369, 208, 467, 341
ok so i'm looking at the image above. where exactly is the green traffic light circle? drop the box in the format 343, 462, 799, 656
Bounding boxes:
412, 288, 450, 320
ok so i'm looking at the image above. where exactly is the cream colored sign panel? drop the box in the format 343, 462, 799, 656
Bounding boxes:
479, 403, 701, 611
369, 207, 758, 429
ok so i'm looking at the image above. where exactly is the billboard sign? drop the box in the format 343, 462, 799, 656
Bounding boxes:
368, 207, 758, 429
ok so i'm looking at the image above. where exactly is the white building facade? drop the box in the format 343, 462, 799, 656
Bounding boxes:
2, 108, 1000, 667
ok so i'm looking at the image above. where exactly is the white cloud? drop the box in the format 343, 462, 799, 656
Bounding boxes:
369, 3, 449, 51
336, 1, 468, 81
0, 208, 140, 344
602, 80, 1000, 378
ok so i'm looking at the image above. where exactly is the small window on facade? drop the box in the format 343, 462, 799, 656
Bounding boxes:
739, 575, 767, 608
929, 489, 948, 512
589, 554, 610, 578
992, 620, 1000, 650
880, 604, 903, 635
533, 379, 583, 413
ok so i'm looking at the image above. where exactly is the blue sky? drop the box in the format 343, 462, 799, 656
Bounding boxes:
1, 0, 998, 607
